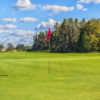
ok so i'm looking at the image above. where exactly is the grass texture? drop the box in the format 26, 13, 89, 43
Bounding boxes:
0, 52, 100, 100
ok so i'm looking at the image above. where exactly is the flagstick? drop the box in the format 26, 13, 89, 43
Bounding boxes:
48, 38, 50, 74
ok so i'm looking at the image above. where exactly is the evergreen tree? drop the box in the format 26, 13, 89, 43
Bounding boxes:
74, 18, 78, 28
32, 18, 100, 53
82, 18, 85, 23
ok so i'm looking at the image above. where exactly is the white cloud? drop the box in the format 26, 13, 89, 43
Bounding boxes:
0, 29, 35, 36
77, 0, 100, 4
86, 19, 90, 22
12, 30, 35, 36
2, 18, 16, 23
0, 25, 4, 29
37, 4, 41, 7
49, 13, 58, 16
0, 24, 17, 30
36, 18, 61, 30
0, 30, 13, 34
41, 5, 74, 14
11, 0, 37, 11
49, 13, 54, 16
0, 35, 31, 47
12, 11, 15, 14
1, 8, 6, 10
0, 29, 35, 47
4, 24, 17, 29
19, 17, 38, 22
0, 37, 7, 43
76, 4, 83, 9
82, 8, 88, 11
76, 4, 87, 11
18, 35, 33, 46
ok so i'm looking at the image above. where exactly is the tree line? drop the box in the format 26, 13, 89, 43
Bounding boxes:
33, 18, 100, 52
0, 43, 32, 51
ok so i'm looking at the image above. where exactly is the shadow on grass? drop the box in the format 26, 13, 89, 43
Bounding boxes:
27, 50, 49, 53
0, 75, 9, 77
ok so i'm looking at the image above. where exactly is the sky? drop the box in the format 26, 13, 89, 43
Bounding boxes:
0, 0, 100, 47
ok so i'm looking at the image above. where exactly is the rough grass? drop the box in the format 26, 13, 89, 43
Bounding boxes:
0, 52, 100, 100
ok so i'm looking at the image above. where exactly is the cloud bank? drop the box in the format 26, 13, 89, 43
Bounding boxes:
19, 17, 38, 22
76, 4, 88, 11
11, 0, 37, 11
2, 18, 16, 23
41, 5, 74, 14
77, 0, 100, 4
0, 24, 17, 30
36, 18, 61, 30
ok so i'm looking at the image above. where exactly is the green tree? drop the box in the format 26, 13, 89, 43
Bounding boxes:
33, 34, 38, 50
71, 27, 80, 51
32, 18, 100, 53
54, 22, 59, 34
16, 44, 25, 51
82, 18, 85, 23
98, 39, 100, 51
7, 43, 13, 49
74, 18, 78, 28
77, 26, 86, 52
68, 24, 72, 52
0, 44, 4, 49
59, 19, 68, 52
25, 45, 32, 51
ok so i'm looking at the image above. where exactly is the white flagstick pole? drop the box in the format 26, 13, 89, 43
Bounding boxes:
48, 38, 50, 74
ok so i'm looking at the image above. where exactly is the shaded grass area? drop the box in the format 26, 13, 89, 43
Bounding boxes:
0, 52, 100, 100
0, 51, 100, 59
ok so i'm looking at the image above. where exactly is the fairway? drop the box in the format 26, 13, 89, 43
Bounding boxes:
0, 52, 100, 100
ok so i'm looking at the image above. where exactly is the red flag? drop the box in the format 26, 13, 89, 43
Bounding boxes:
46, 28, 51, 41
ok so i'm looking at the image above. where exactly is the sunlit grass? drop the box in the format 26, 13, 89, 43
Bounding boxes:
0, 52, 100, 100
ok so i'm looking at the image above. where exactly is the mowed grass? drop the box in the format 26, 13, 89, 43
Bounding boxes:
0, 52, 100, 100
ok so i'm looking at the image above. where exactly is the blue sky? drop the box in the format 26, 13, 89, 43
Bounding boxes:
0, 0, 100, 47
